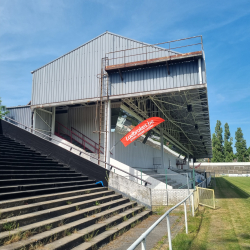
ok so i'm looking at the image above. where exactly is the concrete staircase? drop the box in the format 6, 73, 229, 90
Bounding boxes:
139, 168, 183, 189
0, 134, 150, 250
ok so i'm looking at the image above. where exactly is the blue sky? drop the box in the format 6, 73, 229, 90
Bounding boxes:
0, 0, 250, 150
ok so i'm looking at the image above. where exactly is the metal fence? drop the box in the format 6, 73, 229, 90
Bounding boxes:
127, 192, 195, 250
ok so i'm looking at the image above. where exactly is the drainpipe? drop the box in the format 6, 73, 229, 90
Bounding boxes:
105, 100, 111, 169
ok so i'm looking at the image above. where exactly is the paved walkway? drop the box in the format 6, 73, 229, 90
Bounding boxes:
100, 214, 183, 250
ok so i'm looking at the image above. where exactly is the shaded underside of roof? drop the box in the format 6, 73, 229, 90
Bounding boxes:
121, 85, 211, 159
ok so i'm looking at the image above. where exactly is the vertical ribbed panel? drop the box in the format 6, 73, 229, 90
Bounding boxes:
109, 60, 199, 96
68, 106, 103, 147
7, 106, 32, 129
31, 32, 206, 106
36, 108, 52, 135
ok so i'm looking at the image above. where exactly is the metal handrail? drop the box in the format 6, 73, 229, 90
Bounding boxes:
71, 126, 105, 153
55, 121, 102, 154
3, 116, 151, 186
127, 192, 194, 250
105, 35, 202, 55
105, 35, 203, 68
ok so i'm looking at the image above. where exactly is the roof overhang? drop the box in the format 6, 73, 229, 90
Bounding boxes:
119, 84, 212, 159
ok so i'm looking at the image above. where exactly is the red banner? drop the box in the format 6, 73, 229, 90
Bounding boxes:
195, 163, 201, 169
120, 117, 165, 147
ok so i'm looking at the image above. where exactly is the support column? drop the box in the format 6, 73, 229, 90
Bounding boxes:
160, 128, 164, 169
105, 100, 111, 169
51, 107, 56, 135
33, 109, 36, 134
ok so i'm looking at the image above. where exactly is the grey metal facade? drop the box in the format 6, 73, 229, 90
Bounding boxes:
31, 32, 206, 107
6, 106, 32, 128
109, 60, 206, 96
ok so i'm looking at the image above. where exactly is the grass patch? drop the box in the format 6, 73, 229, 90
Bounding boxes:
153, 177, 250, 249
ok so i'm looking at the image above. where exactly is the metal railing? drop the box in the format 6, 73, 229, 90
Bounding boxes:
105, 35, 203, 69
71, 126, 105, 154
2, 117, 151, 186
55, 121, 104, 154
127, 191, 195, 250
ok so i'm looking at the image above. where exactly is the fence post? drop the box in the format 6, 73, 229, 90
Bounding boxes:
191, 192, 194, 217
166, 214, 172, 250
165, 169, 167, 189
141, 238, 146, 250
184, 200, 188, 234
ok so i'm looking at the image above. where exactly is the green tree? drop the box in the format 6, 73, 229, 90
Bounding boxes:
224, 123, 234, 162
211, 120, 224, 162
247, 147, 250, 161
235, 128, 248, 162
0, 98, 9, 119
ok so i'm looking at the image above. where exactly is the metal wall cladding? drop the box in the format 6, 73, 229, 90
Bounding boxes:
36, 108, 52, 135
32, 32, 154, 106
32, 32, 204, 106
109, 59, 205, 96
68, 106, 102, 146
7, 106, 32, 129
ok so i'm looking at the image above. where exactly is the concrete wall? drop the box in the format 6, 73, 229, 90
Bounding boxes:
108, 172, 152, 209
193, 162, 250, 174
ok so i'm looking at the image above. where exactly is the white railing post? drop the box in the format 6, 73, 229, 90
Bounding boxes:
166, 214, 172, 250
141, 238, 146, 250
191, 192, 194, 217
184, 200, 188, 234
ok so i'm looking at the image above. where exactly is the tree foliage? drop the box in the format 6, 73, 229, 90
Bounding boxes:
211, 120, 224, 162
0, 98, 9, 119
224, 123, 234, 162
235, 128, 248, 162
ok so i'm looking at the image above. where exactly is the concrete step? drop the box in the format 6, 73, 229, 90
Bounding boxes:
0, 176, 88, 186
0, 173, 81, 180
0, 203, 148, 250
0, 155, 49, 160
0, 170, 75, 175
0, 180, 96, 193
0, 187, 108, 210
0, 151, 41, 156
0, 198, 132, 250
0, 134, 151, 250
0, 199, 137, 246
71, 210, 151, 250
0, 145, 32, 151
0, 192, 119, 225
0, 165, 70, 170
172, 183, 182, 189
0, 187, 107, 209
0, 162, 65, 166
0, 158, 58, 163
0, 183, 101, 201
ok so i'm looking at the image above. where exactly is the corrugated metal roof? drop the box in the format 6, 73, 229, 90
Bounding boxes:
31, 31, 154, 74
31, 32, 206, 107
